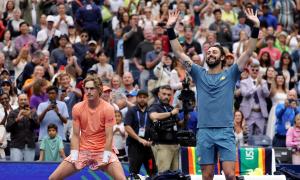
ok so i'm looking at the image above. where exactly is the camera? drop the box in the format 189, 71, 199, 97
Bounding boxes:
61, 89, 66, 93
288, 99, 297, 104
177, 76, 196, 146
178, 77, 195, 114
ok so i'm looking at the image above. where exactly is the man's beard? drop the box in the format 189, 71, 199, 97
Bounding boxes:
206, 57, 221, 68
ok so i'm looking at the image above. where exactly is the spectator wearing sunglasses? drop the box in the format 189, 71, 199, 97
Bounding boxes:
240, 59, 270, 136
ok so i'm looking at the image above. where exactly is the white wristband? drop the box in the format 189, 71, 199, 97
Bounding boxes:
70, 150, 79, 161
102, 150, 111, 163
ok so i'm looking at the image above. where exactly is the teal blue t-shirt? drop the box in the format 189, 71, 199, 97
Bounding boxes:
40, 136, 64, 161
189, 63, 241, 128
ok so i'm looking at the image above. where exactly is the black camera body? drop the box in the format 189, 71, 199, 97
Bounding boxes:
178, 77, 195, 114
177, 76, 197, 147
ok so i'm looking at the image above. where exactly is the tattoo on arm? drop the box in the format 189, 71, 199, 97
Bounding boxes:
181, 59, 192, 72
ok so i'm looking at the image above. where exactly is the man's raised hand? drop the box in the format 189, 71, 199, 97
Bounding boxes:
244, 8, 260, 28
166, 10, 180, 28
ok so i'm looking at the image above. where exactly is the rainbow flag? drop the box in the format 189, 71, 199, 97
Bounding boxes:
180, 147, 219, 175
180, 147, 273, 175
236, 147, 273, 175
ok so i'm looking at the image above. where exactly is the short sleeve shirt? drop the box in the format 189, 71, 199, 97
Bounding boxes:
40, 135, 64, 161
72, 100, 116, 152
189, 63, 241, 128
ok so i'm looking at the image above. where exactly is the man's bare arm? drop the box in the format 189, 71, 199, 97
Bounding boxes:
167, 10, 194, 71
237, 9, 260, 71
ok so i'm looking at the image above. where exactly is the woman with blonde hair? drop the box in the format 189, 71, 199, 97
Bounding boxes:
12, 46, 30, 81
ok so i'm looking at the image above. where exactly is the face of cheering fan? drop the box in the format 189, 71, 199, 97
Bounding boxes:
206, 46, 223, 68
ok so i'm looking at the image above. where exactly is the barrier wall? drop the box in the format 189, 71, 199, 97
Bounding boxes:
0, 162, 146, 179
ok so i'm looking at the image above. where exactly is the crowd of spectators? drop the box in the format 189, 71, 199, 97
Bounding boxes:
0, 0, 299, 168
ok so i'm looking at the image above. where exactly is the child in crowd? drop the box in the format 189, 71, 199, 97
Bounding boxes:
286, 114, 300, 165
39, 123, 66, 161
113, 110, 127, 162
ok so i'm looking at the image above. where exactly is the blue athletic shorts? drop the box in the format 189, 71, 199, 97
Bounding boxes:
196, 127, 236, 165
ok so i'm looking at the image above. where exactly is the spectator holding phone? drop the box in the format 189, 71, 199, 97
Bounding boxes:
6, 94, 39, 161
273, 89, 300, 147
37, 86, 68, 141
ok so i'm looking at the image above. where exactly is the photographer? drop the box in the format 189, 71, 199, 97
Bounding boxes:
273, 89, 300, 147
37, 86, 68, 141
6, 94, 39, 161
149, 85, 180, 173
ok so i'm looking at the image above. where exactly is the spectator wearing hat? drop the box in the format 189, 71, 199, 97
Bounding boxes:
209, 8, 233, 51
258, 35, 281, 64
21, 0, 42, 27
240, 59, 270, 136
53, 3, 74, 35
0, 69, 10, 82
80, 40, 99, 78
37, 15, 61, 51
1, 79, 18, 109
231, 11, 251, 42
125, 90, 157, 176
101, 85, 119, 110
259, 3, 277, 29
14, 21, 39, 54
223, 53, 235, 70
275, 31, 290, 53
50, 34, 68, 71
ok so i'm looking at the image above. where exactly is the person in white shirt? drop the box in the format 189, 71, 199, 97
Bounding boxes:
54, 3, 74, 35
37, 15, 61, 50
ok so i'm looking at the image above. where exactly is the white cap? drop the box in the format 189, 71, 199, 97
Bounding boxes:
88, 40, 97, 45
46, 15, 55, 22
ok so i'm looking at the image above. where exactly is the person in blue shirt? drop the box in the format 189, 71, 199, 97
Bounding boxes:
273, 89, 300, 147
259, 3, 278, 29
166, 8, 260, 180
